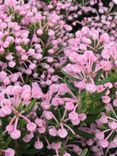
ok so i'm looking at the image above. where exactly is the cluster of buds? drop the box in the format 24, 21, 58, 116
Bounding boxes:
0, 0, 117, 156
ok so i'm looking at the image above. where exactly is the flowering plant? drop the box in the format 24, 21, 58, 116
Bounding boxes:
0, 0, 117, 156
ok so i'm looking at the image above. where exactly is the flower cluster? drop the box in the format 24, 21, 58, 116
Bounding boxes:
0, 0, 117, 156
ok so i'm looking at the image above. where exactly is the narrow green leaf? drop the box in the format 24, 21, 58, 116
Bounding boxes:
87, 104, 104, 114
61, 70, 79, 81
96, 73, 117, 85
85, 114, 100, 125
63, 79, 78, 95
94, 69, 103, 82
77, 129, 94, 138
24, 99, 37, 115
96, 88, 108, 99
80, 148, 88, 156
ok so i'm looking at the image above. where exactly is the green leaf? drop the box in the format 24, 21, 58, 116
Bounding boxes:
85, 114, 100, 125
77, 129, 94, 139
94, 69, 103, 83
23, 148, 39, 155
95, 88, 108, 99
24, 99, 37, 115
87, 104, 104, 114
80, 91, 88, 112
2, 137, 12, 148
63, 79, 78, 95
80, 148, 88, 156
61, 70, 79, 81
60, 147, 65, 155
108, 131, 116, 142
96, 72, 117, 85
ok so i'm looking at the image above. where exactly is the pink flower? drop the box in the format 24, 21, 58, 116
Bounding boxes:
32, 82, 43, 99
4, 148, 15, 156
29, 63, 36, 70
21, 85, 31, 101
34, 140, 43, 149
38, 127, 46, 134
99, 139, 109, 148
37, 29, 43, 35
74, 81, 86, 90
63, 152, 71, 156
78, 113, 87, 121
6, 125, 14, 133
96, 132, 104, 140
108, 121, 117, 130
35, 118, 44, 127
48, 29, 55, 36
8, 61, 16, 68
113, 99, 117, 107
43, 111, 53, 120
100, 33, 109, 43
99, 115, 108, 124
2, 105, 12, 115
85, 83, 96, 93
49, 127, 57, 137
65, 102, 74, 111
100, 60, 112, 71
68, 111, 78, 120
71, 118, 80, 125
10, 130, 21, 140
27, 122, 37, 132
57, 128, 68, 138
102, 96, 111, 104
23, 136, 31, 143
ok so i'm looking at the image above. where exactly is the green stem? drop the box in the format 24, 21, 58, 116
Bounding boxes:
15, 141, 22, 156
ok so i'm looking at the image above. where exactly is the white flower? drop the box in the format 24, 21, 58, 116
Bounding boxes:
113, 0, 117, 4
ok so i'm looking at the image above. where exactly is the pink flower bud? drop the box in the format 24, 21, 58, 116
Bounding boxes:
69, 111, 78, 120
3, 78, 10, 85
35, 118, 44, 127
32, 82, 43, 99
102, 96, 111, 104
4, 148, 15, 156
3, 41, 10, 48
2, 106, 12, 115
8, 61, 16, 68
34, 140, 43, 149
6, 125, 14, 133
99, 139, 109, 148
85, 83, 96, 93
78, 113, 86, 121
23, 136, 31, 143
96, 132, 104, 140
113, 99, 117, 107
71, 118, 80, 125
27, 122, 37, 132
99, 115, 108, 124
10, 130, 21, 140
63, 153, 71, 156
29, 63, 36, 70
26, 132, 34, 139
48, 29, 55, 36
100, 33, 109, 43
43, 111, 53, 120
108, 121, 117, 130
38, 127, 46, 134
65, 102, 74, 111
49, 127, 57, 137
21, 55, 28, 61
57, 128, 68, 138
37, 29, 43, 35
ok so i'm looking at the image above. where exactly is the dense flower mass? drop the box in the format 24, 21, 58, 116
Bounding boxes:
0, 0, 117, 156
